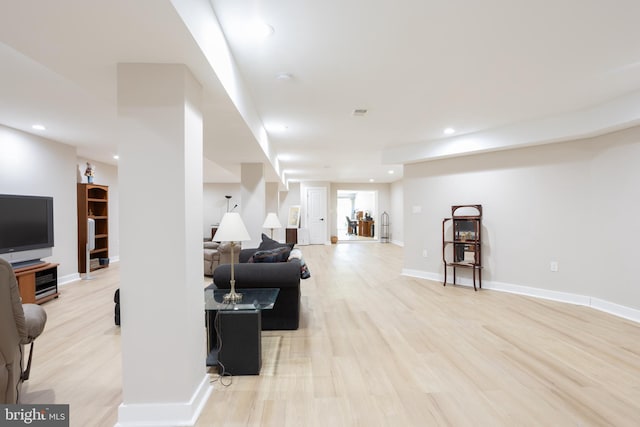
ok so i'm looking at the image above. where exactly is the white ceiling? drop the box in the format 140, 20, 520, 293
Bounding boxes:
2, 0, 640, 185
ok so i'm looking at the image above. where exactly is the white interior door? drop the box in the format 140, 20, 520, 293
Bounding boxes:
307, 187, 327, 244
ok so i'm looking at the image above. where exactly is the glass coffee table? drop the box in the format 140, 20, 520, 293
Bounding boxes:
204, 287, 279, 375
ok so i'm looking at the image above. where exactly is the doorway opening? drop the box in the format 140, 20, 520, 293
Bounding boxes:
337, 190, 378, 242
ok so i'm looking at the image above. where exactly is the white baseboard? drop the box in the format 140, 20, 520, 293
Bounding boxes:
484, 279, 592, 306
591, 297, 640, 323
402, 269, 440, 282
115, 374, 212, 427
58, 257, 119, 287
402, 269, 640, 324
58, 272, 81, 286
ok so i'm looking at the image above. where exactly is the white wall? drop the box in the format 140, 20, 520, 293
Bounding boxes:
116, 63, 208, 424
202, 183, 240, 238
1, 125, 79, 280
403, 125, 640, 312
0, 126, 120, 282
588, 129, 640, 307
202, 182, 282, 243
265, 182, 279, 213
240, 163, 266, 248
390, 180, 404, 245
353, 191, 376, 217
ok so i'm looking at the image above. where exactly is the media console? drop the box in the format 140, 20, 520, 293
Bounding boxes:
14, 262, 59, 304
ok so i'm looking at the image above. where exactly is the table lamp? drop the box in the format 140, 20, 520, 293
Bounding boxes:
212, 212, 251, 303
262, 212, 282, 239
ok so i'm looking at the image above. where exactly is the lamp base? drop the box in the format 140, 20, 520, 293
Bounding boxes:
223, 279, 243, 304
223, 291, 243, 304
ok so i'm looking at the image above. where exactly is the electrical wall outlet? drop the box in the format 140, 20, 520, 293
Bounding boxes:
422, 249, 428, 258
550, 261, 559, 272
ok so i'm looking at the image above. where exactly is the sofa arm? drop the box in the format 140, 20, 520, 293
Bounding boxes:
212, 260, 301, 330
216, 242, 236, 253
203, 241, 219, 250
213, 260, 301, 289
21, 304, 47, 344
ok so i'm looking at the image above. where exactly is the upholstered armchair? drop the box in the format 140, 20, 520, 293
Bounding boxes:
203, 241, 241, 276
0, 258, 48, 404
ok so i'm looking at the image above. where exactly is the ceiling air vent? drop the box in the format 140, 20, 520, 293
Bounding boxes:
352, 108, 368, 116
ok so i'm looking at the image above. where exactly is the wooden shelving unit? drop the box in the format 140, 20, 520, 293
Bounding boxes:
442, 204, 483, 291
77, 183, 109, 273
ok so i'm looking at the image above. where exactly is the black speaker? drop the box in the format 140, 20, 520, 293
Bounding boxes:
217, 310, 262, 375
87, 218, 95, 250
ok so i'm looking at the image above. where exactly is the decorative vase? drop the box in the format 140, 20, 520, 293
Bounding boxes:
88, 176, 94, 184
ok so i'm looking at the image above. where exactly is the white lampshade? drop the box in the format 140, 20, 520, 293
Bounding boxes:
262, 212, 282, 229
213, 212, 251, 242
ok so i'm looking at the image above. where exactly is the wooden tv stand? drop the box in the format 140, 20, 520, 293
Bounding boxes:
14, 262, 59, 304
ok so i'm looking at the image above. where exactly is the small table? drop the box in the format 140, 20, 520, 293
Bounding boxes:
204, 287, 279, 375
358, 219, 374, 237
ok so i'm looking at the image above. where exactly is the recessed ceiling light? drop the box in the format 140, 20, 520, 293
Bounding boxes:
276, 72, 292, 81
369, 178, 375, 182
260, 23, 275, 37
266, 123, 289, 133
249, 21, 274, 39
388, 170, 395, 174
277, 153, 294, 161
113, 155, 119, 160
32, 124, 46, 131
444, 127, 455, 135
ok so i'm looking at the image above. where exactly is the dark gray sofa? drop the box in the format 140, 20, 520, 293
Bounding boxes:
210, 248, 301, 330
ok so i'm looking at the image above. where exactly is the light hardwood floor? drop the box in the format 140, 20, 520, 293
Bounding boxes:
21, 243, 640, 426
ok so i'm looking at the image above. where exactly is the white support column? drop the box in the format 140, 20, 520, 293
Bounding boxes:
265, 182, 281, 241
116, 63, 211, 427
240, 163, 265, 248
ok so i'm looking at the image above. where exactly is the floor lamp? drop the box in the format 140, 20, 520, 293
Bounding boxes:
213, 212, 251, 303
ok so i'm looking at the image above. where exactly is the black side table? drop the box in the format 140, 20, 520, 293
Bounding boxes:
204, 287, 279, 375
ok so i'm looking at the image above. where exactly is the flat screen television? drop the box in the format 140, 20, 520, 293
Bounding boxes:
0, 194, 54, 267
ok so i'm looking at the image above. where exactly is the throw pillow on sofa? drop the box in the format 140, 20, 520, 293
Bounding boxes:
258, 233, 294, 251
249, 246, 290, 263
287, 248, 311, 279
298, 259, 311, 279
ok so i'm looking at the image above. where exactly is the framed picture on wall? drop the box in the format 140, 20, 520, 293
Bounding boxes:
287, 205, 301, 228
